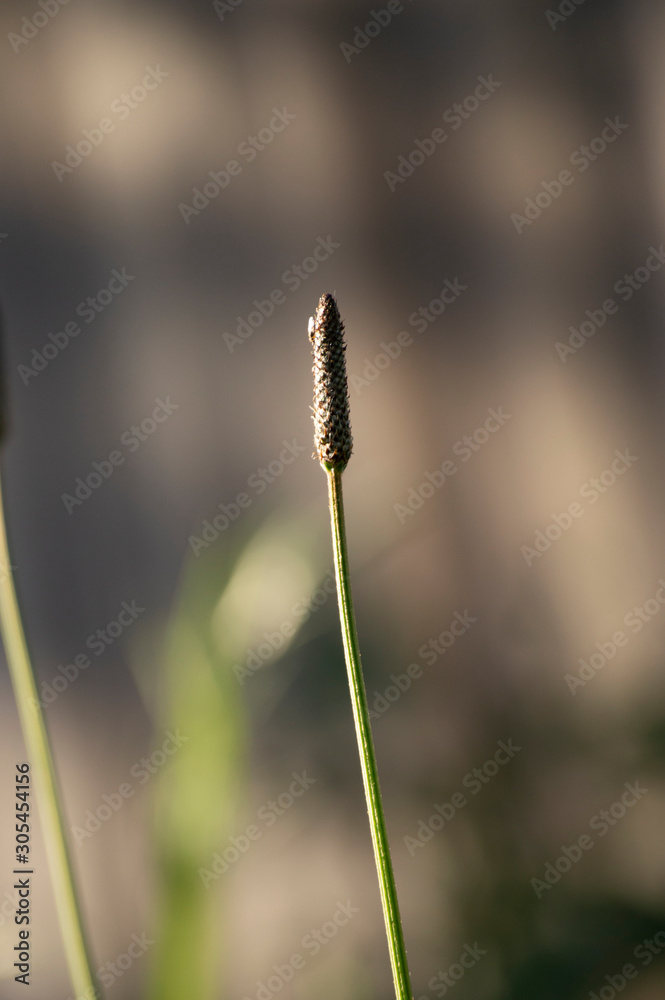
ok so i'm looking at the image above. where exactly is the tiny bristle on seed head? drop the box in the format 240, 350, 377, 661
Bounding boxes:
310, 293, 353, 471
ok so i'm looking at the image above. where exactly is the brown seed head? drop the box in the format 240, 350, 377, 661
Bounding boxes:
309, 293, 353, 471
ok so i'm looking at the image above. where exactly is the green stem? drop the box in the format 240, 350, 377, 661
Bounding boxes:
326, 467, 413, 1000
0, 472, 100, 999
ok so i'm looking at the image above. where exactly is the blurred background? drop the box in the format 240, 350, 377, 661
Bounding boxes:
1, 0, 665, 997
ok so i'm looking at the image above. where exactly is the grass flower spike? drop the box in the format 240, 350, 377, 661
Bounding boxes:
310, 293, 413, 1000
309, 293, 353, 471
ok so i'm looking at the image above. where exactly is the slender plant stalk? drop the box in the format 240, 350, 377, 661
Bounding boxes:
0, 472, 100, 999
327, 467, 412, 1000
309, 293, 413, 1000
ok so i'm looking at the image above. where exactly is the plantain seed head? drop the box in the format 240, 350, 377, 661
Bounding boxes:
309, 293, 353, 471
